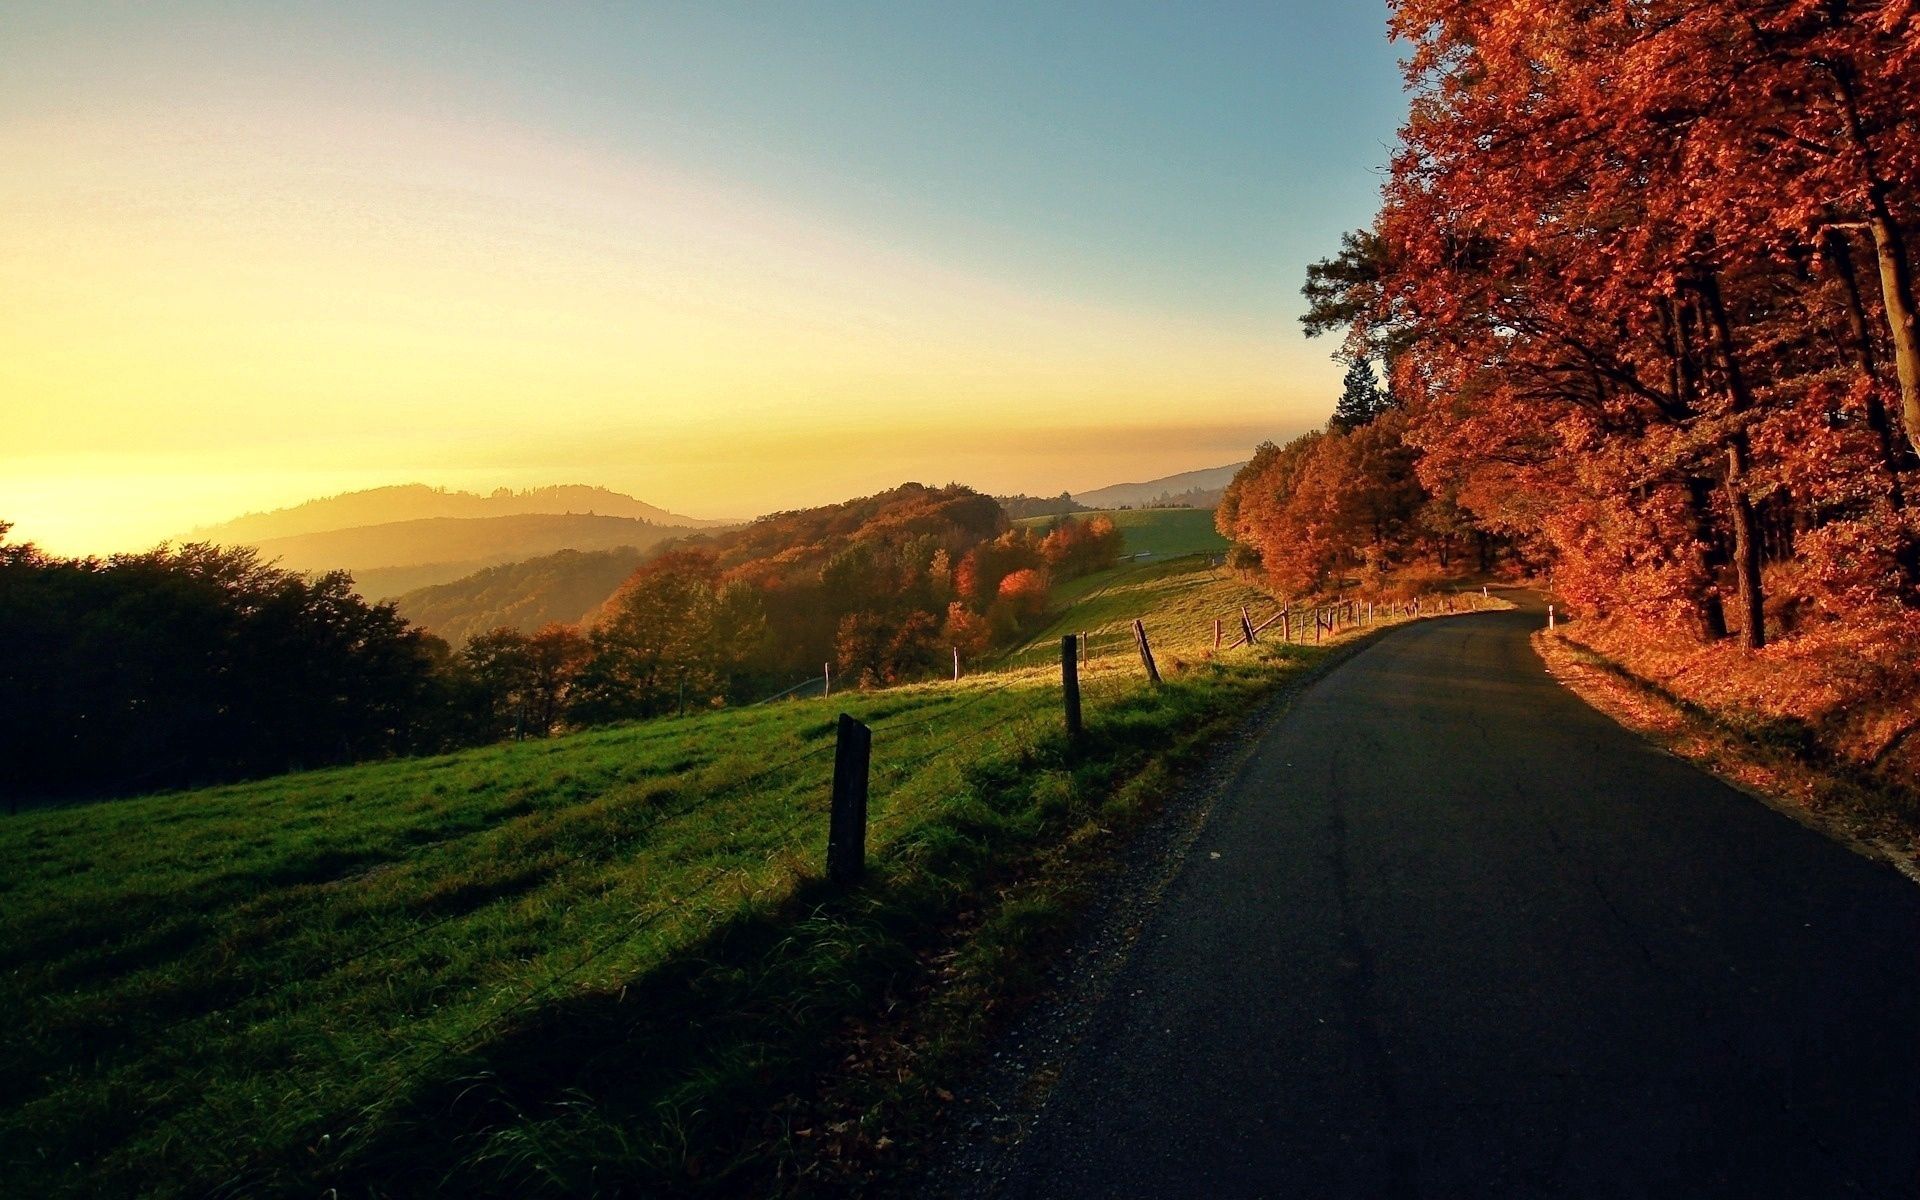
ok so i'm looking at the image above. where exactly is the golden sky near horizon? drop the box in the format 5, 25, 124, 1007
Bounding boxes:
2, 102, 1331, 557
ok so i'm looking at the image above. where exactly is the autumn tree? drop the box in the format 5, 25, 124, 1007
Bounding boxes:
1038, 514, 1124, 578
1218, 413, 1431, 593
1313, 0, 1920, 649
524, 623, 590, 733
569, 551, 765, 723
986, 567, 1052, 639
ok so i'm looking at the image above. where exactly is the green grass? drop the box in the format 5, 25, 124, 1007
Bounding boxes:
995, 553, 1351, 671
0, 559, 1405, 1198
1017, 506, 1229, 560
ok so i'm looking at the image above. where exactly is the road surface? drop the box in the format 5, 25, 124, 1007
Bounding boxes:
996, 603, 1920, 1198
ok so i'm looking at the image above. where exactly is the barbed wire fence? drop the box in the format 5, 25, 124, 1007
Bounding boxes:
171, 575, 1500, 1185
259, 583, 1466, 992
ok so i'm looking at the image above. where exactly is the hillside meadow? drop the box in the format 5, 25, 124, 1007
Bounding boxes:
2, 536, 1481, 1196
1016, 506, 1227, 561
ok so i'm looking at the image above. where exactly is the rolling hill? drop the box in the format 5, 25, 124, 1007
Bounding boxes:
189, 484, 728, 546
251, 513, 696, 598
392, 546, 650, 644
1070, 462, 1243, 510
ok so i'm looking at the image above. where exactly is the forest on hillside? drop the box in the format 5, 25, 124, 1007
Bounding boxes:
393, 547, 649, 645
0, 487, 1123, 802
545, 483, 1123, 726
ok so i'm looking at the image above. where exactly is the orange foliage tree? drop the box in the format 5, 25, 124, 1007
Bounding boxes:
987, 566, 1052, 639
1298, 0, 1920, 647
1218, 412, 1433, 594
1038, 514, 1124, 577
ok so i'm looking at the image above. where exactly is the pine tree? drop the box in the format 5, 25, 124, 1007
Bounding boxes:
1331, 358, 1388, 431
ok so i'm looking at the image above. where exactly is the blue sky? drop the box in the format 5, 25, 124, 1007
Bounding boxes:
3, 2, 1407, 549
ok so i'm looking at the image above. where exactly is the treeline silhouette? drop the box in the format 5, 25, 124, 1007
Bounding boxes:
996, 492, 1087, 520
1, 531, 452, 803
1, 487, 1123, 804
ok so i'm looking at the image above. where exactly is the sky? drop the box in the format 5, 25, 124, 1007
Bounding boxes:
1, 2, 1406, 555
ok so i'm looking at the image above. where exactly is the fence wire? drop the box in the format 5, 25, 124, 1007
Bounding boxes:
185, 581, 1500, 1186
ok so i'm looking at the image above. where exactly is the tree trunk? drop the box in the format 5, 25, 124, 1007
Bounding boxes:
1825, 229, 1920, 589
1866, 198, 1920, 462
1830, 63, 1920, 459
1825, 230, 1900, 463
1670, 292, 1731, 640
1686, 476, 1729, 641
1698, 275, 1766, 649
1724, 443, 1767, 650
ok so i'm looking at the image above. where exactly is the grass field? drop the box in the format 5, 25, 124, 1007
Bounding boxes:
0, 557, 1452, 1197
1017, 505, 1229, 560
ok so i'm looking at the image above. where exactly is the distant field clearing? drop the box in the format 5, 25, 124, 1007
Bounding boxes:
1016, 506, 1228, 560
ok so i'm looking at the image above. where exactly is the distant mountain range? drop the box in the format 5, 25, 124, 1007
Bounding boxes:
182, 484, 730, 598
996, 463, 1244, 518
1070, 463, 1243, 510
252, 513, 696, 598
189, 484, 727, 546
387, 483, 1006, 647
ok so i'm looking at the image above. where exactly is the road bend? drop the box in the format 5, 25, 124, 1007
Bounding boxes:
999, 602, 1920, 1198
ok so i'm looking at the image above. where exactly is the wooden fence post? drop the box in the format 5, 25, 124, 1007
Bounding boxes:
1062, 635, 1084, 745
1240, 605, 1258, 646
826, 714, 871, 886
953, 646, 960, 681
1132, 619, 1162, 684
1282, 610, 1291, 642
823, 661, 832, 698
1214, 618, 1223, 651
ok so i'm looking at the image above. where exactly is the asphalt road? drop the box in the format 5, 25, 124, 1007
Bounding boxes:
998, 604, 1920, 1198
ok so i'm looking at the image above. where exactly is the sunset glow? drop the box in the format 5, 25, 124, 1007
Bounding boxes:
1, 4, 1400, 554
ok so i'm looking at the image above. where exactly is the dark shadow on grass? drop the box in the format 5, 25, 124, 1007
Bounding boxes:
285, 874, 939, 1196
269, 742, 1105, 1198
